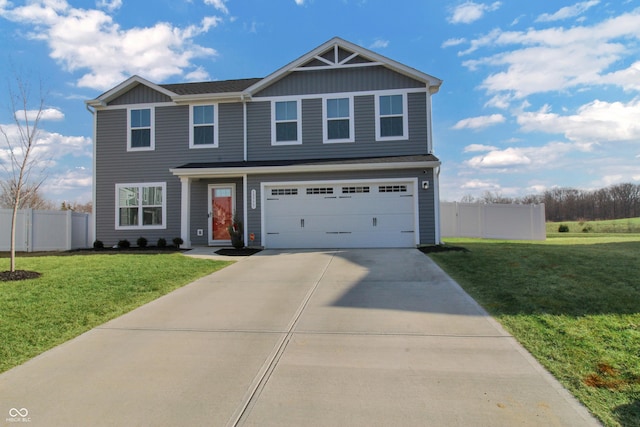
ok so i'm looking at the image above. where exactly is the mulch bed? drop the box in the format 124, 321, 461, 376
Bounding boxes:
418, 245, 469, 254
215, 248, 262, 257
0, 270, 42, 281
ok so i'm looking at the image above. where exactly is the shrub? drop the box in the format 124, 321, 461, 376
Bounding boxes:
93, 240, 104, 250
558, 224, 570, 233
157, 238, 167, 248
172, 237, 184, 248
582, 225, 593, 233
136, 237, 148, 248
117, 239, 131, 249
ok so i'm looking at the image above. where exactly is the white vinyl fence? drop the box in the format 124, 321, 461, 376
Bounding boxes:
441, 202, 546, 240
0, 209, 93, 252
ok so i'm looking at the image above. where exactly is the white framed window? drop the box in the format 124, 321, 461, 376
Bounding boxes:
115, 182, 166, 229
375, 93, 408, 141
190, 104, 218, 148
272, 99, 302, 145
127, 107, 155, 151
323, 97, 354, 143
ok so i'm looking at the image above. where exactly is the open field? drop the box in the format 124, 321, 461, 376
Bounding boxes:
547, 217, 640, 234
0, 254, 231, 374
429, 235, 640, 427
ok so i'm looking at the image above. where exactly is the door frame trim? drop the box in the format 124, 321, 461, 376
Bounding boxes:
208, 183, 236, 245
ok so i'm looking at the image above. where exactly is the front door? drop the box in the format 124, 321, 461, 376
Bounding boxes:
209, 184, 235, 245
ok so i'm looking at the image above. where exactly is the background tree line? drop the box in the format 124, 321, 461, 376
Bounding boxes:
460, 183, 640, 222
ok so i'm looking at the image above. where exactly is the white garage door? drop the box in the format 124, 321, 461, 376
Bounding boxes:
263, 181, 417, 248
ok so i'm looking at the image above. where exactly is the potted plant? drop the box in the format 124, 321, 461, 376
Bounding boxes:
227, 213, 244, 249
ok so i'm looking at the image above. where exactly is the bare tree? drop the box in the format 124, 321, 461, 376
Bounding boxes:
0, 75, 47, 273
0, 182, 55, 210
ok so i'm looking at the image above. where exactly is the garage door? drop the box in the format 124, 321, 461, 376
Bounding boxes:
263, 181, 416, 248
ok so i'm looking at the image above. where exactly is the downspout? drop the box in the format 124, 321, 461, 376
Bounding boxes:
85, 102, 97, 245
434, 165, 442, 244
242, 94, 248, 162
242, 94, 249, 245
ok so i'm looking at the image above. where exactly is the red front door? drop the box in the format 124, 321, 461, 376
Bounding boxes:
211, 187, 233, 242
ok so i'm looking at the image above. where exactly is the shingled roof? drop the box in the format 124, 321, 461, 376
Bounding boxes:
160, 78, 262, 95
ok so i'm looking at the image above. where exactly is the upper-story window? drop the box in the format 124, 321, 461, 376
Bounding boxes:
324, 97, 354, 143
127, 107, 154, 151
272, 100, 301, 145
190, 104, 217, 148
376, 94, 408, 141
116, 182, 166, 230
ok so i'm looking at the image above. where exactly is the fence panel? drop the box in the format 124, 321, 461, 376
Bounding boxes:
441, 202, 546, 240
0, 209, 93, 251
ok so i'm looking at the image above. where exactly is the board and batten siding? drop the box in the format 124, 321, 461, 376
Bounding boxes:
253, 66, 426, 97
245, 168, 436, 248
107, 84, 172, 106
246, 92, 428, 161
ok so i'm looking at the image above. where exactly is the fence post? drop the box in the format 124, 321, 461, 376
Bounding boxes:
26, 208, 33, 252
66, 210, 73, 251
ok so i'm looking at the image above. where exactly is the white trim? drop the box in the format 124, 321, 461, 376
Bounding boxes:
254, 87, 426, 103
261, 178, 419, 248
115, 182, 167, 230
189, 103, 219, 149
126, 106, 155, 151
375, 93, 409, 142
271, 98, 302, 145
180, 177, 192, 249
208, 183, 236, 245
434, 167, 441, 244
322, 95, 355, 144
170, 160, 440, 179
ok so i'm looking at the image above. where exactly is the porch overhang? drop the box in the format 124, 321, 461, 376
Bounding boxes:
169, 155, 441, 179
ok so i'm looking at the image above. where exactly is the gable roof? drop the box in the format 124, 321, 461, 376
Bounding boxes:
245, 37, 443, 95
86, 37, 442, 107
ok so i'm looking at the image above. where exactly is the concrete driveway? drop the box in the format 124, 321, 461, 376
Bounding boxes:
0, 249, 599, 426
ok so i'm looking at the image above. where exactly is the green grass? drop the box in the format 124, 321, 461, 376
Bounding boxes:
0, 254, 232, 373
548, 217, 640, 234
429, 236, 640, 427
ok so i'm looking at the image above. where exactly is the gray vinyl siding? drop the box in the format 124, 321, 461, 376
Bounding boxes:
245, 168, 436, 248
247, 92, 428, 161
94, 103, 244, 245
253, 66, 426, 97
108, 84, 172, 105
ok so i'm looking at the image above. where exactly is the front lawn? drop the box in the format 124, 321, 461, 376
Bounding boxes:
0, 254, 231, 373
428, 236, 640, 427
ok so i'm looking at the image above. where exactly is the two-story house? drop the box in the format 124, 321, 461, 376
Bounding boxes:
86, 37, 442, 249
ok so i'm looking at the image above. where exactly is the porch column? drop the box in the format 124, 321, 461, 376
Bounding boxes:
180, 177, 192, 249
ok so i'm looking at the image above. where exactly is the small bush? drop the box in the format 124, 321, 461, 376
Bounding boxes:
117, 239, 131, 249
137, 237, 148, 248
172, 237, 184, 248
93, 240, 104, 250
157, 238, 167, 248
582, 225, 593, 233
558, 224, 570, 233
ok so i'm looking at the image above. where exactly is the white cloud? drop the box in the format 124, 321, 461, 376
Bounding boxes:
464, 144, 498, 152
294, 0, 305, 5
369, 39, 389, 49
458, 10, 640, 98
41, 167, 93, 200
467, 147, 531, 168
204, 0, 229, 14
452, 113, 505, 130
536, 0, 599, 23
461, 179, 501, 190
95, 0, 122, 12
442, 38, 466, 48
448, 1, 501, 24
19, 108, 65, 121
0, 1, 220, 91
517, 99, 640, 143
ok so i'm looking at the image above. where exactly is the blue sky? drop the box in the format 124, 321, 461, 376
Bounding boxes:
1, 0, 639, 203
